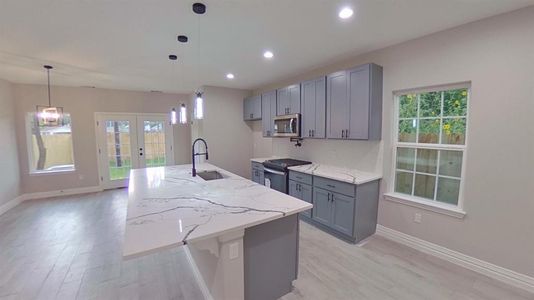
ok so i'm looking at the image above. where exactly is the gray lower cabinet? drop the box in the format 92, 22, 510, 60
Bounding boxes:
326, 63, 383, 140
276, 84, 300, 115
243, 95, 261, 121
301, 77, 326, 139
290, 169, 380, 243
261, 91, 277, 137
251, 162, 264, 185
288, 179, 312, 217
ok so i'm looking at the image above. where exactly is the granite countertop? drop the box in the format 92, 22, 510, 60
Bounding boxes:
123, 163, 311, 259
288, 163, 382, 185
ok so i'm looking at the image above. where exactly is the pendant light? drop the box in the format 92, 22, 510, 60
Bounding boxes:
37, 65, 63, 126
169, 54, 188, 125
193, 3, 205, 120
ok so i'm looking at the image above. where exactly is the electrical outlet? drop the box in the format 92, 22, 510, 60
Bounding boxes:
414, 213, 422, 224
229, 242, 239, 260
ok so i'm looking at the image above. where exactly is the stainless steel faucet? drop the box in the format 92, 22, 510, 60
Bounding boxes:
191, 138, 208, 177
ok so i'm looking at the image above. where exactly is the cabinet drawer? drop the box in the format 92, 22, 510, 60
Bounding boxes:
251, 162, 264, 170
289, 171, 312, 185
314, 176, 355, 197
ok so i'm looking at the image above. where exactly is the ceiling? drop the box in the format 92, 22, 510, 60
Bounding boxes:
1, 0, 533, 94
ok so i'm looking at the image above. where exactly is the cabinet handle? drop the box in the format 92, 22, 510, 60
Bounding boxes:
327, 184, 336, 189
346, 129, 349, 138
312, 129, 315, 137
328, 193, 331, 202
331, 194, 335, 202
341, 130, 345, 139
308, 129, 311, 137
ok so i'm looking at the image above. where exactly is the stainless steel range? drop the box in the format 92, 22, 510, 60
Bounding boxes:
262, 158, 312, 193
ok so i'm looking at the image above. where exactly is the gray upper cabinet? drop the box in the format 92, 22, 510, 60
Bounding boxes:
301, 77, 326, 139
243, 95, 262, 121
326, 63, 383, 140
261, 91, 277, 137
277, 84, 301, 115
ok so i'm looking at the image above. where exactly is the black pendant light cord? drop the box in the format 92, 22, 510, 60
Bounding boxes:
44, 65, 53, 107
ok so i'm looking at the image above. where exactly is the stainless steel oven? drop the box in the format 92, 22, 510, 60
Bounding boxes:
262, 158, 312, 194
273, 114, 300, 137
263, 167, 287, 193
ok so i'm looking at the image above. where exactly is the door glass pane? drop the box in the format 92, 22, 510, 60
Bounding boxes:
105, 121, 132, 180
414, 174, 435, 200
143, 121, 166, 167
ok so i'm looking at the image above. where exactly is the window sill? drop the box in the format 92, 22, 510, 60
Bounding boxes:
30, 169, 76, 176
383, 193, 466, 219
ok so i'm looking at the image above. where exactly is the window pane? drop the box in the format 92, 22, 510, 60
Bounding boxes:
437, 177, 460, 205
398, 119, 417, 142
395, 171, 413, 195
399, 94, 417, 118
416, 149, 438, 174
396, 147, 415, 171
414, 174, 436, 200
443, 89, 467, 117
442, 118, 466, 145
418, 119, 440, 143
419, 92, 441, 117
439, 150, 463, 178
29, 113, 75, 172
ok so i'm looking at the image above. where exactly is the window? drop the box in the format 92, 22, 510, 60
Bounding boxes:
27, 112, 75, 173
393, 85, 468, 207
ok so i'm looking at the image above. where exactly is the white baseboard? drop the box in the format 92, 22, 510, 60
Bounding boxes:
376, 225, 534, 294
0, 195, 24, 216
18, 186, 103, 202
184, 246, 214, 300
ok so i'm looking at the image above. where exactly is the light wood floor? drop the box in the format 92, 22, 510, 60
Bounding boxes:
0, 189, 531, 300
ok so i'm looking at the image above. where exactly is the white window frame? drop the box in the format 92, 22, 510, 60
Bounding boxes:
26, 112, 76, 175
385, 82, 470, 219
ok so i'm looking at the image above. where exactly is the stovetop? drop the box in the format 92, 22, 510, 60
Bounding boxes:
263, 158, 312, 171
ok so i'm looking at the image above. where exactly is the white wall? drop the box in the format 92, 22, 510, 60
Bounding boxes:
191, 86, 252, 178
13, 84, 191, 194
252, 7, 534, 277
0, 79, 20, 207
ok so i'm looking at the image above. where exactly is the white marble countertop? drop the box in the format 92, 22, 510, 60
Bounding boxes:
123, 163, 312, 259
288, 163, 382, 185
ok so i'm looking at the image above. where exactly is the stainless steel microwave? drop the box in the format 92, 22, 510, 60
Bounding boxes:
273, 114, 300, 137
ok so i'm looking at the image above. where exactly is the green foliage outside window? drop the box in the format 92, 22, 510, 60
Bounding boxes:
398, 88, 467, 145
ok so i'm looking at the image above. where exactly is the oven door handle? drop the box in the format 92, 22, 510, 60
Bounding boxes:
263, 167, 286, 176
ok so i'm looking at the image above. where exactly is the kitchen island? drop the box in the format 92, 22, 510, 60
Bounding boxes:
123, 163, 312, 300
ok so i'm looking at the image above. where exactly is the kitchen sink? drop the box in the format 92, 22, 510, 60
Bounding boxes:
197, 170, 225, 181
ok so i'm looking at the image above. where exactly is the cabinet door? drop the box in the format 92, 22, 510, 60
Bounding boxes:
277, 88, 289, 116
302, 77, 326, 139
348, 65, 370, 140
288, 84, 301, 114
301, 79, 316, 138
250, 95, 262, 120
262, 91, 275, 137
327, 71, 350, 139
244, 97, 252, 120
331, 192, 355, 236
312, 187, 332, 227
300, 183, 313, 218
288, 180, 300, 198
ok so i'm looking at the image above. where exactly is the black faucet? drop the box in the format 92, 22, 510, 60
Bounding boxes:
192, 138, 209, 177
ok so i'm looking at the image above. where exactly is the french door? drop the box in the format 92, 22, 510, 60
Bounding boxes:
96, 113, 174, 189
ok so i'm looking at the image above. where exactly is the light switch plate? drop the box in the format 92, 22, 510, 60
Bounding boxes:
229, 242, 239, 260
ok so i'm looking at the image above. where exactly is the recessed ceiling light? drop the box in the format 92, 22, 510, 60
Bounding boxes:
192, 3, 206, 15
169, 54, 178, 60
177, 35, 188, 43
338, 7, 354, 19
226, 73, 235, 79
263, 51, 274, 59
